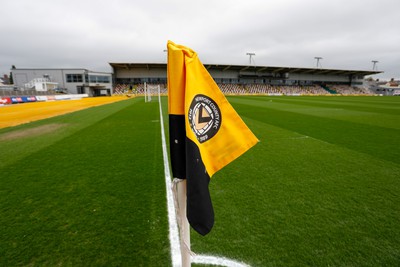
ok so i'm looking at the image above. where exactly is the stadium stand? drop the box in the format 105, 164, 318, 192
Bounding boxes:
218, 83, 247, 95
113, 83, 167, 96
110, 62, 381, 97
244, 84, 281, 95
112, 83, 345, 96
327, 85, 373, 95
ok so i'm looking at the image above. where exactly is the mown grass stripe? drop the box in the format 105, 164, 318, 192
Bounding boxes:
230, 96, 400, 130
229, 97, 400, 164
239, 96, 400, 116
1, 96, 399, 267
0, 98, 170, 266
192, 113, 400, 266
0, 98, 137, 169
260, 95, 400, 107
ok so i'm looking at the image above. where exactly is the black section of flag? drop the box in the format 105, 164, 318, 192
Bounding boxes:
169, 115, 215, 235
169, 115, 186, 180
185, 137, 214, 236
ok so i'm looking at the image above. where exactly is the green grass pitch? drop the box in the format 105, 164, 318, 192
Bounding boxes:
0, 96, 399, 266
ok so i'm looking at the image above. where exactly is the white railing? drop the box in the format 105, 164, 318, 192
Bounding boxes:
24, 78, 51, 89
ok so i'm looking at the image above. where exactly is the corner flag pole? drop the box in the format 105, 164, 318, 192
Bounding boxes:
172, 178, 192, 266
175, 179, 191, 266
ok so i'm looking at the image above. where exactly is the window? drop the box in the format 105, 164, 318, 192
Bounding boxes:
88, 75, 110, 83
66, 74, 83, 83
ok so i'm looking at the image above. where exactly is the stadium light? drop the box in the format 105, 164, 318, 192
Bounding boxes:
314, 57, 323, 68
372, 60, 379, 71
163, 49, 167, 63
246, 52, 256, 65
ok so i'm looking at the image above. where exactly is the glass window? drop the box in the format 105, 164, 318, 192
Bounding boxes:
66, 74, 83, 83
89, 75, 97, 83
88, 75, 110, 83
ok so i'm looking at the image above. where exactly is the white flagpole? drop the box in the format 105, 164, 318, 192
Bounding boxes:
177, 179, 191, 267
172, 178, 192, 267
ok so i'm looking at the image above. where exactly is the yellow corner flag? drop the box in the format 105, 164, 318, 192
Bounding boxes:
167, 40, 258, 235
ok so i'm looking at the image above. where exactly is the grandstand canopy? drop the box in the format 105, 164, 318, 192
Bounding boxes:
110, 63, 165, 70
110, 63, 381, 77
110, 62, 382, 87
210, 64, 381, 77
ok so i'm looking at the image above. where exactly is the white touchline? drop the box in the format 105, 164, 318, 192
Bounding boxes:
158, 94, 182, 267
192, 255, 250, 267
158, 95, 250, 267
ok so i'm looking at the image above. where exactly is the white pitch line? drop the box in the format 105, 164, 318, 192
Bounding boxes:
192, 255, 250, 267
158, 95, 250, 267
158, 95, 182, 267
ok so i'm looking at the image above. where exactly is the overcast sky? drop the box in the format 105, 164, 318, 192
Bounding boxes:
1, 0, 399, 80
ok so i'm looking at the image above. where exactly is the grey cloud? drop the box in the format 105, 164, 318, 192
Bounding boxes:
1, 0, 399, 79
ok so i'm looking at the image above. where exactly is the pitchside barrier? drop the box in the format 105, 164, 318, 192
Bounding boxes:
0, 94, 89, 106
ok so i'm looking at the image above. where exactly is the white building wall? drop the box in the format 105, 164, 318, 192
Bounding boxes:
12, 69, 85, 94
13, 69, 65, 87
61, 69, 86, 94
12, 69, 112, 95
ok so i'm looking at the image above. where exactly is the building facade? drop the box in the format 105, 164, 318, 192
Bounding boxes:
110, 63, 381, 88
11, 68, 112, 96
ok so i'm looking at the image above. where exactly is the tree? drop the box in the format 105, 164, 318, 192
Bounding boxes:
9, 71, 13, 84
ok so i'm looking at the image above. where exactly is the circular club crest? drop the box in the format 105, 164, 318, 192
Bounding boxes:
188, 94, 222, 143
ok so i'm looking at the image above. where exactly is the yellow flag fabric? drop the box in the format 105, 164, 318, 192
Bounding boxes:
167, 40, 258, 235
168, 40, 258, 177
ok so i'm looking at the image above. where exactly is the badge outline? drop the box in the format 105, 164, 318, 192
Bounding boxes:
188, 94, 222, 143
